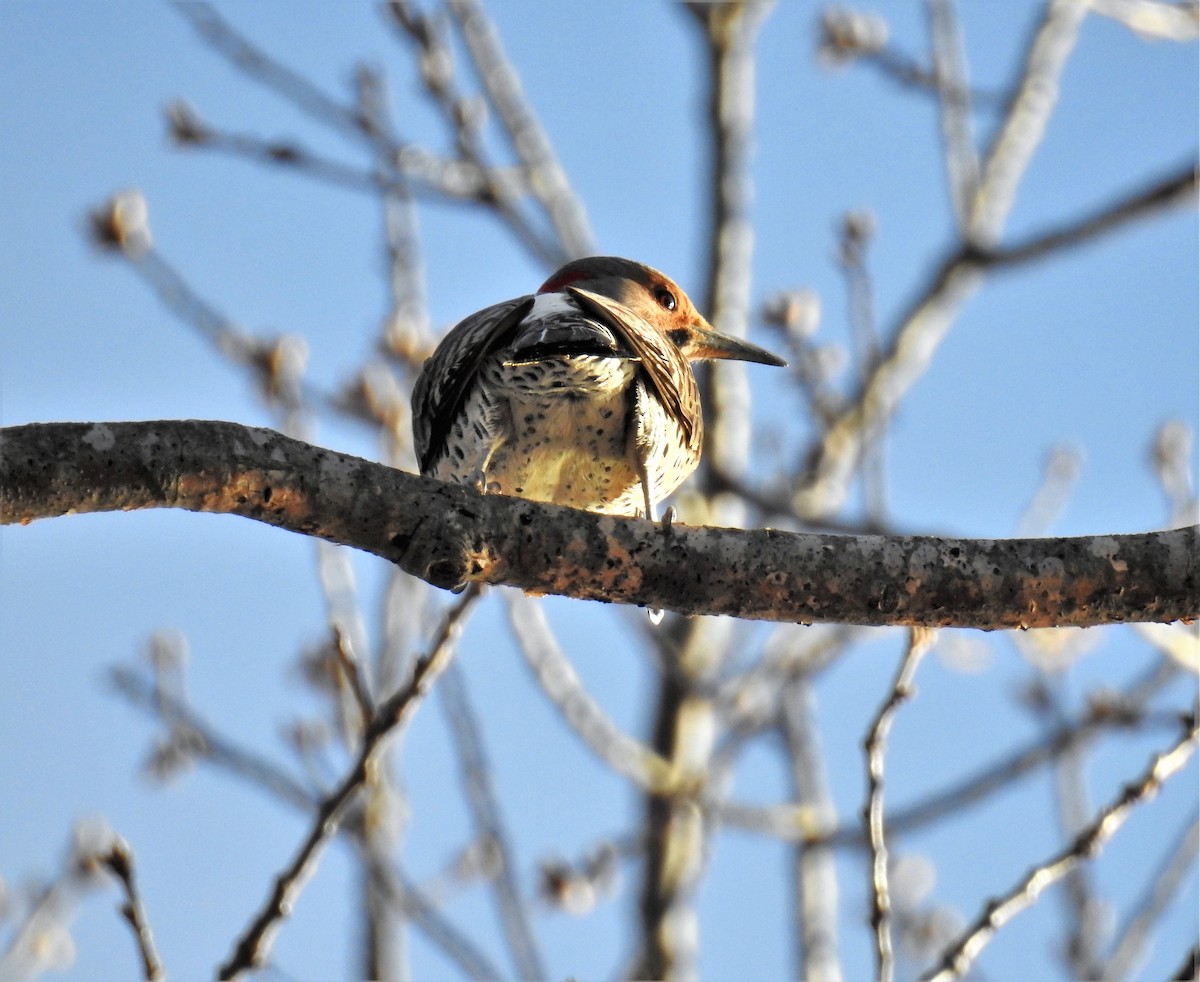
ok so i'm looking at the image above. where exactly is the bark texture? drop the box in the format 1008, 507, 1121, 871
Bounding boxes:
2, 420, 1195, 628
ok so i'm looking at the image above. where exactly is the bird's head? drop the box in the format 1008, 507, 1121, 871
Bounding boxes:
538, 256, 786, 367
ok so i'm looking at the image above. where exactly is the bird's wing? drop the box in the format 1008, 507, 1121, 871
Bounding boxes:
412, 295, 535, 474
567, 286, 699, 446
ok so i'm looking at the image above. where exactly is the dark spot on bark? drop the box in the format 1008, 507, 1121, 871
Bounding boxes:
263, 486, 272, 503
425, 559, 465, 591
390, 532, 411, 550
874, 584, 899, 613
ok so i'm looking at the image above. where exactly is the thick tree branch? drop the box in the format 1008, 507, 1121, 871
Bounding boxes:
1, 420, 1194, 628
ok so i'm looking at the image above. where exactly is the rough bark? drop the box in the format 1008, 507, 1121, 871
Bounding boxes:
1, 420, 1194, 628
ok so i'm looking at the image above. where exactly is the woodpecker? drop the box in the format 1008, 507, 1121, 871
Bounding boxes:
412, 256, 786, 521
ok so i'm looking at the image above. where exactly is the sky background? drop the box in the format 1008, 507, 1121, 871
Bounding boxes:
1, 2, 1197, 981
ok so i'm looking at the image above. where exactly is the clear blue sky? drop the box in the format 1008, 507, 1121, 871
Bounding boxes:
1, 3, 1196, 980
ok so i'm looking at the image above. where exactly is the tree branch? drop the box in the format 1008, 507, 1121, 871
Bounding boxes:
923, 710, 1200, 981
101, 842, 165, 982
217, 588, 478, 979
865, 628, 937, 982
2, 420, 1195, 627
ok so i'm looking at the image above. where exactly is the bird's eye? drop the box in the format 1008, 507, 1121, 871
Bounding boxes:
653, 288, 677, 312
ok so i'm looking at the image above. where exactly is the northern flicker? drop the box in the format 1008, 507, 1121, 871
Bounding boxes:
412, 256, 785, 521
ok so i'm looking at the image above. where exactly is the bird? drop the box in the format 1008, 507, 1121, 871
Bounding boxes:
411, 256, 786, 523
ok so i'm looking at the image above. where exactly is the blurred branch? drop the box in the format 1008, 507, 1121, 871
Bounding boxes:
166, 100, 512, 204
630, 11, 775, 973
783, 676, 843, 982
87, 190, 323, 423
1172, 942, 1200, 981
446, 0, 595, 258
1091, 0, 1200, 42
969, 0, 1091, 244
0, 823, 124, 981
926, 0, 981, 231
865, 628, 937, 982
792, 157, 1198, 519
505, 593, 677, 791
1053, 698, 1108, 979
720, 679, 1187, 846
1103, 814, 1199, 980
1151, 419, 1199, 528
217, 587, 478, 979
4, 420, 1197, 628
438, 661, 545, 981
923, 709, 1200, 982
171, 1, 371, 140
837, 210, 888, 523
109, 664, 319, 812
689, 0, 776, 484
100, 842, 165, 982
1017, 445, 1084, 538
383, 0, 569, 266
369, 858, 505, 981
175, 1, 563, 265
963, 159, 1199, 270
112, 638, 507, 981
632, 615, 727, 980
817, 8, 1007, 108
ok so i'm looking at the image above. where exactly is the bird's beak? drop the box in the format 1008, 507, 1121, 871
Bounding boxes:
686, 324, 787, 367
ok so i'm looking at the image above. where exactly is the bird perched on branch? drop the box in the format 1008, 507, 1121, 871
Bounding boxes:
412, 256, 785, 522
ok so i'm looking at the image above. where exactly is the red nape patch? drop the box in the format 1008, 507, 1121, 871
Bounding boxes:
537, 269, 590, 294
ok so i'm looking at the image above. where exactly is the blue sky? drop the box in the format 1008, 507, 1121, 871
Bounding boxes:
1, 3, 1196, 981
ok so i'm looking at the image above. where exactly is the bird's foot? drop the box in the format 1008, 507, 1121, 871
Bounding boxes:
467, 469, 501, 495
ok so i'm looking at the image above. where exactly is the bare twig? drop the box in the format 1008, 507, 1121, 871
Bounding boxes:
865, 627, 938, 982
217, 587, 479, 979
923, 710, 1200, 982
438, 659, 546, 981
101, 842, 165, 982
